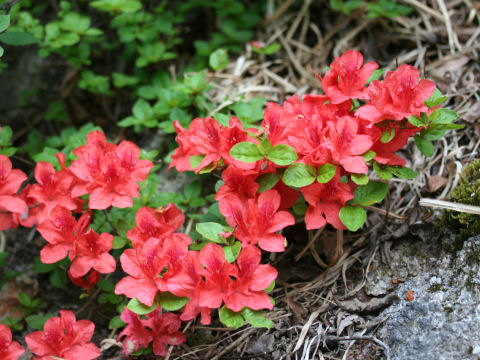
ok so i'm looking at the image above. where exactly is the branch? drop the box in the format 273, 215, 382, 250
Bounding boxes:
0, 0, 22, 11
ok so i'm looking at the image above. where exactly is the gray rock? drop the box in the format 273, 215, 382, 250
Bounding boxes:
372, 235, 480, 360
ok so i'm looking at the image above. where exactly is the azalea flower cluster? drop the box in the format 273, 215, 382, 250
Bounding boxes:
114, 204, 277, 327
170, 49, 438, 230
0, 311, 99, 360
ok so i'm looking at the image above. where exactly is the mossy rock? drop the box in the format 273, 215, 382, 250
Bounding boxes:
440, 159, 480, 247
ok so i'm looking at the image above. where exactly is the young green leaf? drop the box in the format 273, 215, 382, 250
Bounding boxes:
283, 163, 316, 187
351, 173, 369, 185
373, 162, 393, 180
425, 88, 448, 108
230, 142, 263, 163
109, 315, 126, 329
158, 292, 189, 311
223, 241, 242, 263
209, 48, 229, 71
0, 15, 10, 33
219, 306, 244, 329
428, 108, 458, 124
127, 297, 157, 315
339, 206, 367, 232
389, 166, 418, 179
316, 163, 336, 183
414, 135, 434, 157
408, 115, 427, 127
196, 222, 228, 244
362, 150, 376, 162
349, 181, 388, 206
380, 128, 395, 143
256, 173, 280, 193
266, 144, 298, 166
241, 308, 273, 329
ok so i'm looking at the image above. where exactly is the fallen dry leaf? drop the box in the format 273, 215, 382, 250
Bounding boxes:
405, 291, 415, 302
427, 175, 449, 193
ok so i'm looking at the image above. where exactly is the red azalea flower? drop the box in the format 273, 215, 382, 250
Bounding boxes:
225, 246, 277, 312
0, 324, 25, 360
219, 190, 295, 252
300, 172, 355, 230
25, 310, 100, 360
321, 49, 378, 104
115, 237, 165, 306
22, 159, 79, 227
356, 64, 436, 124
154, 234, 190, 292
327, 115, 373, 173
37, 206, 90, 264
369, 125, 420, 166
219, 117, 257, 170
68, 270, 100, 294
127, 204, 186, 249
0, 155, 27, 231
69, 130, 153, 209
166, 251, 213, 325
197, 243, 238, 310
144, 309, 186, 356
215, 166, 259, 203
69, 229, 116, 278
117, 308, 153, 355
169, 117, 222, 173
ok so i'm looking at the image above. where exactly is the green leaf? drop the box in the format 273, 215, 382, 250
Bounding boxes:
292, 202, 307, 215
209, 48, 229, 71
196, 222, 228, 244
256, 173, 280, 193
33, 256, 55, 274
351, 173, 369, 185
283, 163, 316, 187
428, 108, 458, 124
97, 279, 115, 292
389, 166, 418, 179
414, 135, 434, 157
25, 314, 54, 330
18, 292, 32, 307
109, 315, 126, 329
425, 88, 447, 108
265, 280, 275, 293
366, 68, 383, 85
113, 236, 128, 249
0, 45, 3, 57
408, 115, 426, 127
189, 154, 205, 170
127, 298, 157, 315
158, 292, 189, 311
0, 15, 10, 33
362, 150, 376, 161
0, 251, 9, 267
252, 42, 281, 55
230, 142, 263, 163
266, 144, 297, 166
219, 306, 244, 329
184, 181, 201, 200
373, 162, 392, 180
339, 206, 367, 232
112, 72, 139, 87
380, 128, 395, 143
224, 241, 242, 263
49, 268, 66, 288
349, 181, 388, 206
316, 163, 336, 183
0, 31, 39, 45
241, 308, 273, 328
0, 126, 12, 145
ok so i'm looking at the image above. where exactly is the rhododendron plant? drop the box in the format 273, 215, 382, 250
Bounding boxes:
0, 50, 461, 359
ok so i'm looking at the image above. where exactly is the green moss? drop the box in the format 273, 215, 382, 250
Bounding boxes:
440, 159, 480, 248
443, 306, 454, 313
428, 284, 445, 292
